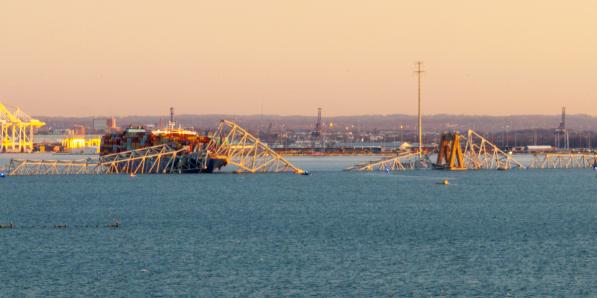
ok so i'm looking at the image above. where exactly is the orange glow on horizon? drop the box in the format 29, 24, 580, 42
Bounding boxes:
0, 1, 595, 117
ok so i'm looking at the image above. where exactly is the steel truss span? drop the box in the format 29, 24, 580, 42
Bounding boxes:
463, 130, 525, 170
529, 153, 597, 169
344, 152, 422, 172
6, 159, 102, 176
346, 129, 597, 172
6, 144, 191, 176
346, 129, 525, 172
4, 120, 305, 176
208, 120, 304, 174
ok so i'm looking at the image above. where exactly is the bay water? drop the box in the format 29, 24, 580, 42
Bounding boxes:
1, 156, 596, 296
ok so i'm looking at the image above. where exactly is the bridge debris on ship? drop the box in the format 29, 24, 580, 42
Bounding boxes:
4, 120, 304, 176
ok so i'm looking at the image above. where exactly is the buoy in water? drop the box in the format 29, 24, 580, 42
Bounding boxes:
438, 179, 449, 185
0, 172, 5, 178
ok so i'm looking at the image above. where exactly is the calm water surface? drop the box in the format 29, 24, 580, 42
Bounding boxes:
1, 156, 597, 296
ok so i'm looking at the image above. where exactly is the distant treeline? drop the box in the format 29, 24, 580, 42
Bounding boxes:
36, 114, 597, 133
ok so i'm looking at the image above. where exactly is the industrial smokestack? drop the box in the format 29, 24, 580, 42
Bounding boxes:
169, 107, 175, 129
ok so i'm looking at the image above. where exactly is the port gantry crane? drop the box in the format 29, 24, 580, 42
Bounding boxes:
0, 102, 45, 153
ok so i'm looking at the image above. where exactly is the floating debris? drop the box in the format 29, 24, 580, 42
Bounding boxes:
0, 223, 15, 229
106, 220, 120, 228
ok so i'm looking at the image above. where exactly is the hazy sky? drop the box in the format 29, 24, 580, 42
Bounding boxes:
0, 1, 595, 117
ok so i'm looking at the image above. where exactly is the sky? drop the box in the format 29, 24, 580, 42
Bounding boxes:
0, 1, 595, 117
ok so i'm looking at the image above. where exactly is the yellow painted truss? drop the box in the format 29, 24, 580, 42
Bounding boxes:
208, 120, 304, 174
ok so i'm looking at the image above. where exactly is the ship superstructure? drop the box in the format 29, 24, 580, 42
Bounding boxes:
99, 108, 226, 173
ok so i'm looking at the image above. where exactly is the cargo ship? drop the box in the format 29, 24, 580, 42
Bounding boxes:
99, 111, 227, 173
100, 126, 208, 156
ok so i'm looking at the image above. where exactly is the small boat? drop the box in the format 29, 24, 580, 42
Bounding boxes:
106, 220, 120, 228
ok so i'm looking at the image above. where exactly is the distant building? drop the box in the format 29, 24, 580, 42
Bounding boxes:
93, 119, 108, 132
93, 117, 119, 133
73, 125, 86, 136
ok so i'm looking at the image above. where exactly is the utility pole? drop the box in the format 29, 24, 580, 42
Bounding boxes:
311, 107, 323, 150
415, 61, 424, 157
504, 124, 509, 148
259, 99, 264, 133
555, 106, 569, 150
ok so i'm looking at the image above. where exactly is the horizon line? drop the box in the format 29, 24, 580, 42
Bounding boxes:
33, 112, 597, 119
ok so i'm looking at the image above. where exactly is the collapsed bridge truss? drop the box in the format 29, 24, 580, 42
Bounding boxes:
463, 130, 525, 170
344, 152, 422, 172
5, 144, 190, 176
346, 129, 525, 172
208, 120, 304, 174
4, 120, 305, 176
